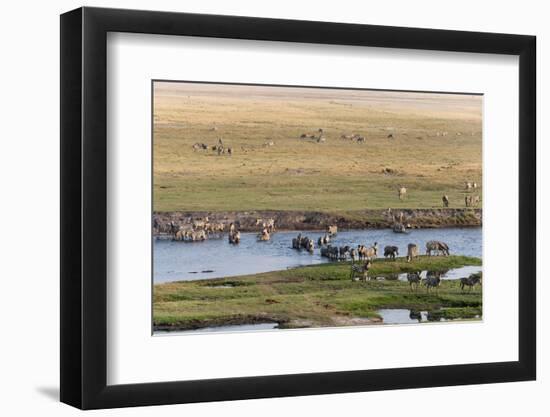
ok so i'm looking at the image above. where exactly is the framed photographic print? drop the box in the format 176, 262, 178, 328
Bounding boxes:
60, 6, 536, 410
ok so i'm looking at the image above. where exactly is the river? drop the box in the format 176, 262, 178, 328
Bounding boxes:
154, 227, 481, 283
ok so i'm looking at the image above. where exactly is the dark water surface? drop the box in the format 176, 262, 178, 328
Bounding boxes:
154, 227, 481, 283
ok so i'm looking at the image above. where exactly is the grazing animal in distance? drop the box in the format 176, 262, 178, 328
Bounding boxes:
327, 225, 338, 236
460, 274, 482, 292
442, 195, 449, 207
465, 181, 473, 191
465, 194, 480, 207
407, 271, 422, 291
398, 186, 407, 200
406, 243, 419, 262
192, 142, 208, 151
300, 128, 324, 140
426, 241, 450, 256
387, 133, 394, 139
384, 246, 399, 260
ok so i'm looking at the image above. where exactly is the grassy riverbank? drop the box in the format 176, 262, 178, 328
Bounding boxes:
153, 208, 482, 233
153, 255, 482, 331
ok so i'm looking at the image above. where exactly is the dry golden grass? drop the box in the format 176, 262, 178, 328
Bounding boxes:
153, 82, 482, 212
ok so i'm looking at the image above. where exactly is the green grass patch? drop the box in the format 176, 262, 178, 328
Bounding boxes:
154, 255, 482, 330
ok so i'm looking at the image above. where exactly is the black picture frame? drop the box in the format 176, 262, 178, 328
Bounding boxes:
60, 6, 536, 410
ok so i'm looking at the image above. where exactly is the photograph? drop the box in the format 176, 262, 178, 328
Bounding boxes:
152, 81, 483, 333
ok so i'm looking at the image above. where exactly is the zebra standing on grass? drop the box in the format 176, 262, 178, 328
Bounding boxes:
424, 271, 442, 294
460, 274, 482, 292
350, 260, 372, 281
425, 241, 450, 256
406, 271, 422, 292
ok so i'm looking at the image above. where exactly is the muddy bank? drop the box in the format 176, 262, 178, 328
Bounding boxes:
154, 315, 286, 332
153, 208, 481, 235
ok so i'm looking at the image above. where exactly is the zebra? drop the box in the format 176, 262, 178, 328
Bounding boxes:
426, 241, 450, 256
339, 246, 350, 260
384, 246, 399, 260
327, 225, 338, 236
407, 271, 422, 291
424, 271, 442, 294
318, 234, 330, 246
406, 243, 419, 262
228, 230, 241, 244
460, 274, 482, 292
398, 186, 407, 200
350, 260, 372, 281
359, 242, 378, 260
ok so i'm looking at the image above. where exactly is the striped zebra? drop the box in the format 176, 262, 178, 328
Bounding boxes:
350, 260, 372, 281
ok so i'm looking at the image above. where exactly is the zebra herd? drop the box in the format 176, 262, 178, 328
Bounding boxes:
164, 218, 225, 242
192, 137, 232, 156
296, 232, 470, 293
290, 226, 451, 269
162, 216, 277, 245
406, 270, 482, 293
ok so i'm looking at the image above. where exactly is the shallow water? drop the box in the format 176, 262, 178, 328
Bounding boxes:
378, 309, 429, 324
154, 227, 481, 283
154, 323, 278, 335
378, 308, 481, 324
394, 265, 482, 281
